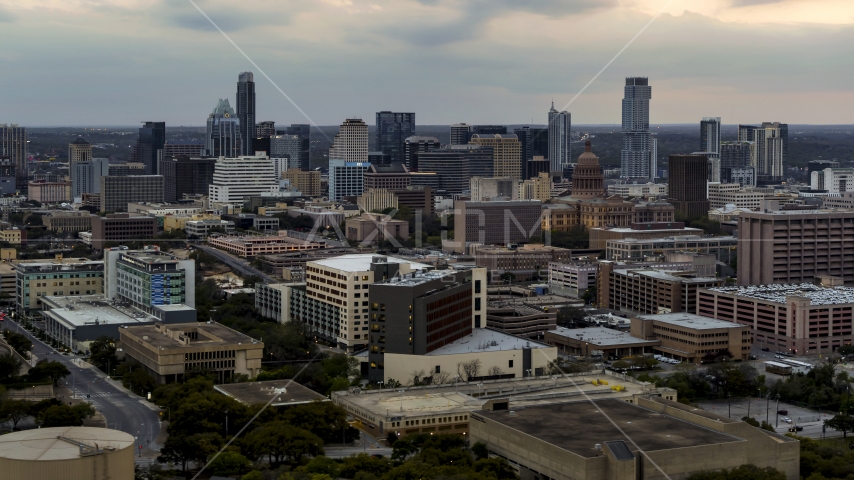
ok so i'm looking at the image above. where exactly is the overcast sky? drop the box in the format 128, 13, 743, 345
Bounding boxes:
2, 0, 853, 127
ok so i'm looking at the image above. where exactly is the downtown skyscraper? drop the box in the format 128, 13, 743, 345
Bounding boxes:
237, 72, 256, 156
548, 102, 571, 174
0, 124, 26, 191
621, 77, 654, 179
376, 112, 415, 164
700, 117, 721, 158
206, 99, 241, 158
138, 121, 165, 175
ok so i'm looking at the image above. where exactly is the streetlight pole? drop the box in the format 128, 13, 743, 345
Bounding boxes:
727, 394, 731, 419
225, 408, 229, 437
775, 395, 781, 428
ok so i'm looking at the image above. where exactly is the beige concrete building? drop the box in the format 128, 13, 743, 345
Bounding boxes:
68, 137, 93, 165
545, 326, 660, 358
0, 229, 22, 245
207, 233, 325, 257
605, 235, 738, 263
519, 172, 552, 202
737, 209, 854, 285
282, 168, 321, 196
0, 426, 135, 480
699, 281, 854, 355
631, 312, 752, 363
589, 224, 703, 250
163, 213, 220, 232
42, 211, 92, 232
708, 204, 752, 222
120, 322, 263, 384
305, 254, 431, 350
357, 188, 398, 213
345, 213, 408, 244
28, 181, 71, 204
470, 397, 799, 480
475, 244, 572, 282
470, 133, 523, 180
470, 177, 520, 201
708, 183, 765, 210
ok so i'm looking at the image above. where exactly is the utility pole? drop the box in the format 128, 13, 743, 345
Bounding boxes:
775, 395, 781, 428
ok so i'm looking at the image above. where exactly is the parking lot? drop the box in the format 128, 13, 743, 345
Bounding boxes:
697, 397, 838, 438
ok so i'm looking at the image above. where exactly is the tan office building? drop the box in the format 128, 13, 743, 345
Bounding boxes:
90, 214, 158, 251
28, 181, 71, 203
631, 312, 752, 363
42, 211, 92, 232
345, 213, 408, 244
282, 169, 321, 196
120, 322, 263, 384
470, 134, 522, 180
737, 209, 854, 285
597, 262, 723, 315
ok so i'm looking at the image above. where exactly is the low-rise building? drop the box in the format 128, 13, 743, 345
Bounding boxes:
163, 213, 220, 232
708, 183, 765, 210
707, 204, 753, 222
215, 379, 326, 407
40, 294, 196, 350
589, 223, 702, 250
28, 181, 71, 204
90, 214, 158, 251
255, 283, 292, 323
486, 304, 556, 339
548, 262, 598, 298
120, 322, 263, 384
15, 259, 105, 315
451, 200, 543, 254
544, 326, 660, 358
345, 213, 409, 245
42, 211, 92, 232
606, 235, 737, 263
631, 312, 752, 363
475, 244, 571, 282
185, 219, 236, 239
470, 397, 799, 480
0, 229, 23, 245
607, 182, 668, 198
597, 261, 723, 315
699, 280, 854, 355
207, 233, 326, 257
127, 203, 202, 216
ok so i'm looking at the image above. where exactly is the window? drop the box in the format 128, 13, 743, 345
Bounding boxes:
475, 298, 481, 311
475, 315, 481, 328
435, 365, 441, 373
475, 280, 481, 294
509, 360, 514, 368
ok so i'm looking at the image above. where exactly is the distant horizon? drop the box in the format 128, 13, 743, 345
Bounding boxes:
18, 123, 854, 130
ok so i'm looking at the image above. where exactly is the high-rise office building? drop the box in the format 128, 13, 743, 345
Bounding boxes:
270, 135, 302, 165
100, 175, 165, 212
138, 122, 166, 175
621, 77, 653, 179
209, 155, 277, 204
162, 141, 204, 158
68, 138, 92, 165
206, 99, 241, 158
737, 124, 756, 142
375, 112, 415, 165
720, 141, 752, 169
472, 125, 507, 135
668, 154, 710, 218
328, 160, 371, 201
236, 72, 256, 156
255, 121, 275, 138
514, 126, 549, 180
548, 103, 571, 174
754, 122, 788, 178
450, 123, 471, 145
417, 145, 494, 195
470, 133, 522, 180
71, 158, 109, 200
277, 124, 311, 171
104, 248, 195, 313
700, 117, 721, 159
160, 156, 217, 203
403, 136, 439, 171
329, 118, 368, 163
0, 124, 27, 192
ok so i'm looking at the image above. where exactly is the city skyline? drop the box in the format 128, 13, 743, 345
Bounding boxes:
2, 0, 853, 126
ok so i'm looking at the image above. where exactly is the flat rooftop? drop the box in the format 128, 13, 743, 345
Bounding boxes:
118, 250, 181, 264
426, 328, 551, 356
381, 269, 459, 287
123, 322, 261, 349
15, 259, 104, 272
311, 254, 430, 273
476, 398, 741, 458
214, 380, 327, 407
547, 327, 657, 347
608, 236, 737, 245
707, 283, 854, 305
638, 312, 746, 330
597, 227, 702, 234
42, 295, 160, 327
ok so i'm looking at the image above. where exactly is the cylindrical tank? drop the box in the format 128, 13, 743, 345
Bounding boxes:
0, 426, 135, 480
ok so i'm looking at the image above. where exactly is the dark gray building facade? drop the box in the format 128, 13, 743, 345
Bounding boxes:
376, 112, 415, 165
237, 72, 256, 156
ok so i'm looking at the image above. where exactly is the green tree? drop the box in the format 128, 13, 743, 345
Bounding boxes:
471, 442, 489, 461
1, 399, 31, 429
207, 451, 252, 477
121, 365, 155, 396
338, 453, 392, 479
282, 402, 359, 444
88, 336, 118, 374
241, 472, 264, 480
29, 360, 70, 386
243, 421, 324, 467
3, 330, 32, 355
687, 464, 785, 480
0, 352, 22, 381
825, 413, 854, 439
299, 455, 341, 478
38, 403, 95, 427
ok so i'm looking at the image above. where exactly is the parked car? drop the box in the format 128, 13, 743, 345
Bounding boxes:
782, 417, 792, 424
761, 347, 770, 352
788, 426, 803, 432
777, 409, 788, 415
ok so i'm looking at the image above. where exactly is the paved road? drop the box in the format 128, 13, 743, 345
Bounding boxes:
5, 319, 162, 460
195, 244, 277, 285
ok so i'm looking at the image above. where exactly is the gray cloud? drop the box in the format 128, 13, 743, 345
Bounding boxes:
0, 6, 15, 23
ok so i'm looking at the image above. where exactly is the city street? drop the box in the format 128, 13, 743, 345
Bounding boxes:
4, 318, 162, 460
